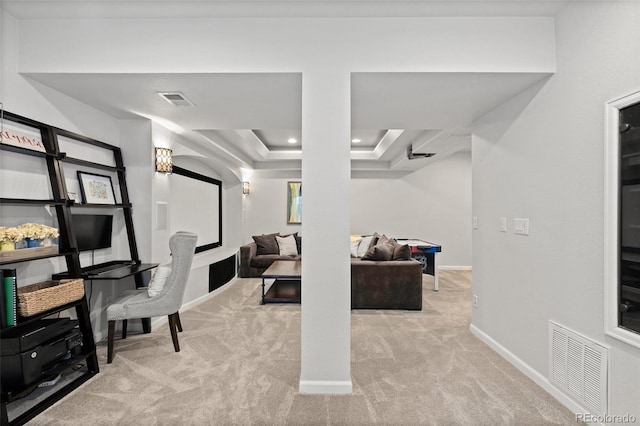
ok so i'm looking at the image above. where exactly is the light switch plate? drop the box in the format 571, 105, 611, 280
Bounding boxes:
514, 218, 530, 235
156, 201, 168, 230
473, 216, 479, 229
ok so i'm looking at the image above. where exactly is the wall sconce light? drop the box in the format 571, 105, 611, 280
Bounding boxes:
155, 147, 173, 173
242, 181, 250, 195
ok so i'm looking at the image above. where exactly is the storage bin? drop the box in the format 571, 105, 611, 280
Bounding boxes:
17, 279, 84, 317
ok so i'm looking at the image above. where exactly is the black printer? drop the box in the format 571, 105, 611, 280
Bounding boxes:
1, 318, 83, 392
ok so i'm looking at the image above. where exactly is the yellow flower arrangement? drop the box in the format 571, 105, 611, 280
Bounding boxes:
0, 226, 25, 242
17, 223, 60, 240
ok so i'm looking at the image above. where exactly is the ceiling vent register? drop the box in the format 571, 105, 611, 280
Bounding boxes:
158, 92, 195, 107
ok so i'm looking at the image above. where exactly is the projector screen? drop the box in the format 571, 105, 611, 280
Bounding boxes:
170, 166, 222, 253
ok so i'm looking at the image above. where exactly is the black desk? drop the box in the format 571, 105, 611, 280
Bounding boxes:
53, 261, 158, 333
53, 261, 158, 280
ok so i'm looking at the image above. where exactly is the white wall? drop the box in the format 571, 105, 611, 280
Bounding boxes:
242, 175, 302, 243
472, 1, 640, 419
1, 12, 118, 143
351, 151, 471, 267
119, 119, 153, 261
224, 181, 244, 249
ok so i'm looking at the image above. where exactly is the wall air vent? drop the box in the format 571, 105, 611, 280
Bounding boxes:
158, 92, 195, 107
549, 321, 608, 416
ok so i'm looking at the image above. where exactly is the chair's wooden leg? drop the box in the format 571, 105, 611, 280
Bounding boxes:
141, 318, 151, 334
122, 319, 128, 339
168, 313, 180, 352
176, 312, 183, 333
107, 320, 116, 364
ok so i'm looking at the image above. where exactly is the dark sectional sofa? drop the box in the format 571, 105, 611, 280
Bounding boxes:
239, 239, 302, 278
350, 257, 423, 310
239, 234, 423, 310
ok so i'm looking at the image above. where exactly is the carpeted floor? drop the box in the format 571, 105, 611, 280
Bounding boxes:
30, 270, 576, 425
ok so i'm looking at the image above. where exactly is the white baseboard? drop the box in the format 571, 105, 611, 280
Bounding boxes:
299, 380, 353, 394
151, 276, 239, 329
469, 324, 593, 422
183, 276, 238, 311
439, 266, 472, 271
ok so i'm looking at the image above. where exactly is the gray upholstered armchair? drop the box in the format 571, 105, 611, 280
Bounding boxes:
106, 231, 197, 363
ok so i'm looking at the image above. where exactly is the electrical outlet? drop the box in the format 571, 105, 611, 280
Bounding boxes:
500, 217, 507, 232
472, 295, 478, 309
473, 216, 479, 230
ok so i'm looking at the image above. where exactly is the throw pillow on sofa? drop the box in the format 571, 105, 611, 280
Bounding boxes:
350, 238, 361, 257
362, 240, 395, 261
360, 234, 412, 261
148, 261, 172, 297
392, 243, 412, 260
276, 234, 298, 256
376, 234, 391, 246
356, 235, 377, 257
295, 235, 302, 255
253, 233, 280, 255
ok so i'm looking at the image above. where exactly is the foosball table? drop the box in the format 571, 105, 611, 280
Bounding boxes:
396, 239, 442, 291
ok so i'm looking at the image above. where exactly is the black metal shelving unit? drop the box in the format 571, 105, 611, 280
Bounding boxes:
1, 298, 97, 426
0, 111, 146, 425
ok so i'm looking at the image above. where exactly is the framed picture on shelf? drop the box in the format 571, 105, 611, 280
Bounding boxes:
287, 181, 302, 224
77, 171, 116, 205
0, 119, 46, 153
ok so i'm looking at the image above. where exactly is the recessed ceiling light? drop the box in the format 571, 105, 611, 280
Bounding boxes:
288, 138, 297, 144
352, 138, 362, 143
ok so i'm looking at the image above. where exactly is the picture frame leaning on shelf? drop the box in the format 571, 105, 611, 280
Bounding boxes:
77, 171, 116, 205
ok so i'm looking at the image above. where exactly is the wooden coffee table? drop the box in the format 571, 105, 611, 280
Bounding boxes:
261, 260, 301, 304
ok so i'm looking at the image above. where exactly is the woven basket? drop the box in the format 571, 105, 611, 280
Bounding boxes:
17, 279, 85, 317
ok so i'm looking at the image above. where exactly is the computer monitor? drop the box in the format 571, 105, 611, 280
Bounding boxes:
71, 214, 113, 251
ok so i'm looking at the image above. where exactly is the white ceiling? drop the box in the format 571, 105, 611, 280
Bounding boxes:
1, 0, 571, 20
8, 0, 563, 177
25, 71, 550, 175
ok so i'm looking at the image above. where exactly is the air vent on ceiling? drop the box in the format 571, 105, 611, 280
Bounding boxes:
549, 321, 608, 417
158, 92, 195, 107
407, 145, 435, 160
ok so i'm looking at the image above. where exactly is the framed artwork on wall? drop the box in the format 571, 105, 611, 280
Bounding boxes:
77, 171, 116, 205
0, 119, 46, 153
171, 166, 223, 253
287, 181, 302, 224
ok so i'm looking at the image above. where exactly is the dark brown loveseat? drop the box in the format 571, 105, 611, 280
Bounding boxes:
239, 235, 423, 310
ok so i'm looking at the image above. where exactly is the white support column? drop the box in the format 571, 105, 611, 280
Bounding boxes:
299, 70, 352, 394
